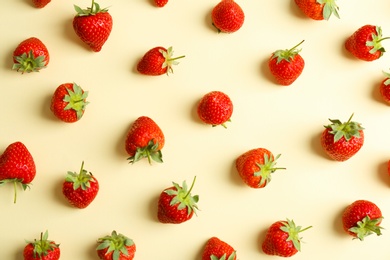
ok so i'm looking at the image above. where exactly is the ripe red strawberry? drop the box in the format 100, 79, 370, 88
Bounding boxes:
379, 70, 390, 104
23, 231, 60, 260
73, 0, 113, 52
321, 114, 364, 161
32, 0, 51, 8
342, 200, 383, 241
262, 219, 312, 257
202, 237, 237, 260
62, 161, 99, 209
197, 91, 233, 128
211, 0, 245, 33
125, 116, 165, 164
157, 177, 199, 224
12, 37, 49, 73
236, 148, 285, 188
268, 40, 305, 86
0, 141, 36, 203
345, 25, 389, 61
137, 46, 185, 76
50, 82, 89, 123
294, 0, 340, 20
96, 231, 136, 260
154, 0, 168, 7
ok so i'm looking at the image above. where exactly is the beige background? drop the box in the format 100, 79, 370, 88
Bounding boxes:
1, 0, 390, 259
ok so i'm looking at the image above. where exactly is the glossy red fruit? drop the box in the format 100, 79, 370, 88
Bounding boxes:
50, 82, 89, 123
96, 231, 136, 260
236, 148, 285, 188
202, 237, 236, 260
211, 0, 245, 33
294, 0, 340, 20
137, 46, 185, 76
12, 37, 49, 73
32, 0, 51, 8
268, 40, 305, 86
125, 116, 165, 164
154, 0, 168, 7
197, 91, 233, 128
321, 114, 364, 161
73, 0, 113, 52
342, 200, 383, 240
62, 161, 99, 209
157, 177, 199, 224
379, 71, 390, 104
262, 219, 312, 257
345, 25, 389, 61
23, 231, 60, 260
0, 142, 36, 203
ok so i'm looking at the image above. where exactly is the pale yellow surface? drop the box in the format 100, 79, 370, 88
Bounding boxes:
1, 0, 390, 259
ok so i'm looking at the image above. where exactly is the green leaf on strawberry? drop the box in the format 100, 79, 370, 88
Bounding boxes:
366, 26, 388, 55
74, 0, 108, 16
272, 40, 304, 64
25, 231, 60, 259
325, 113, 364, 142
320, 0, 340, 20
63, 83, 89, 120
96, 231, 135, 260
279, 219, 312, 252
166, 176, 199, 216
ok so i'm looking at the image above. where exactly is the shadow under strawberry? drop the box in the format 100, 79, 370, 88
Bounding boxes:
377, 160, 390, 188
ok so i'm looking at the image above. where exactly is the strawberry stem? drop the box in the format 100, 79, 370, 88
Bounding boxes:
183, 176, 196, 200
91, 0, 95, 10
13, 181, 17, 204
168, 55, 185, 62
289, 40, 305, 52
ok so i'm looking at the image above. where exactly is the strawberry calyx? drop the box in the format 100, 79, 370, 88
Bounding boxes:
165, 176, 199, 216
12, 50, 47, 73
26, 231, 59, 258
63, 83, 89, 120
254, 154, 285, 187
96, 231, 134, 260
319, 0, 340, 20
211, 252, 236, 260
367, 26, 390, 55
0, 178, 30, 203
272, 40, 304, 64
324, 113, 364, 143
65, 161, 95, 191
128, 139, 163, 164
160, 46, 185, 75
74, 0, 108, 16
349, 216, 383, 241
280, 219, 312, 252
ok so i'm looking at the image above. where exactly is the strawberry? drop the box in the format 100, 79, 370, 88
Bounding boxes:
236, 148, 285, 188
320, 114, 364, 161
96, 231, 136, 260
157, 176, 199, 224
73, 0, 113, 52
0, 141, 36, 203
294, 0, 340, 20
125, 116, 165, 164
202, 237, 237, 260
137, 46, 185, 76
23, 231, 60, 260
268, 40, 305, 86
12, 37, 49, 73
342, 200, 383, 241
379, 70, 390, 104
211, 0, 245, 33
32, 0, 51, 8
262, 219, 312, 257
50, 82, 89, 123
154, 0, 168, 7
345, 25, 389, 61
62, 161, 99, 209
197, 91, 233, 128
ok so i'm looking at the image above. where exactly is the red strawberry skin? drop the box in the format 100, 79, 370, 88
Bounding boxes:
345, 25, 385, 61
202, 237, 236, 260
23, 243, 60, 260
62, 176, 99, 209
97, 244, 136, 260
154, 0, 168, 7
294, 0, 324, 20
13, 37, 49, 73
73, 9, 113, 52
268, 53, 304, 86
0, 142, 36, 184
32, 0, 51, 8
262, 221, 298, 257
197, 91, 233, 127
50, 83, 88, 123
137, 47, 168, 75
380, 77, 390, 104
342, 200, 383, 239
211, 0, 245, 33
321, 128, 364, 161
